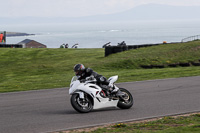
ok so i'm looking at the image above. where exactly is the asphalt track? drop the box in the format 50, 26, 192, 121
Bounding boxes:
0, 76, 200, 133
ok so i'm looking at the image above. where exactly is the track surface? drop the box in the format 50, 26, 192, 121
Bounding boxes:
0, 76, 200, 133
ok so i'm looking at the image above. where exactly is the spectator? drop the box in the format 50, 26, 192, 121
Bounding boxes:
65, 43, 69, 48
60, 44, 65, 48
0, 33, 3, 42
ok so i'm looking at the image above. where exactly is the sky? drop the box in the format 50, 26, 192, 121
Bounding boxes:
1, 0, 200, 18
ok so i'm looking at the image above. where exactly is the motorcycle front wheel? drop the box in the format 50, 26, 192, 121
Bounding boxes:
117, 88, 133, 109
70, 93, 93, 113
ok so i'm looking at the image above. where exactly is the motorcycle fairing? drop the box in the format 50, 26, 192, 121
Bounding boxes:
71, 81, 118, 109
108, 75, 118, 83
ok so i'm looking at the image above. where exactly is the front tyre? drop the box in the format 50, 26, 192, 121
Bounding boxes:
70, 93, 93, 113
117, 88, 133, 109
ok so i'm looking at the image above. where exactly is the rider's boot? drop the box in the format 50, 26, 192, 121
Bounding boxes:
108, 83, 119, 93
112, 85, 119, 93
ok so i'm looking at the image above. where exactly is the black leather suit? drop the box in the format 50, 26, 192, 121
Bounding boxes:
77, 68, 109, 86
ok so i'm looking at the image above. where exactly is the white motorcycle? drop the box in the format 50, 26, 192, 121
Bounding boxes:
69, 75, 133, 113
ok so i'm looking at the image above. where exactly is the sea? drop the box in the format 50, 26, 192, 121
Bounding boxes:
3, 19, 200, 48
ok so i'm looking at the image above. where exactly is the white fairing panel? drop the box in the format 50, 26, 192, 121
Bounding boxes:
93, 98, 118, 109
108, 75, 118, 83
69, 80, 80, 94
79, 83, 102, 96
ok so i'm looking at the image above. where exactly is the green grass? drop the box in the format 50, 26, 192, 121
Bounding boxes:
1, 41, 200, 93
67, 113, 200, 133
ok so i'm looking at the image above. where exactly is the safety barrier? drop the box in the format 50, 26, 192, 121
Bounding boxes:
0, 44, 23, 48
181, 35, 200, 42
105, 44, 161, 57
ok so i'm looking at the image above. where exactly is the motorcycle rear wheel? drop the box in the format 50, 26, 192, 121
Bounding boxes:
117, 88, 133, 109
71, 93, 93, 113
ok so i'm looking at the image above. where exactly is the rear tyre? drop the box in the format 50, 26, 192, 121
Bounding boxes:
71, 93, 93, 113
117, 88, 133, 109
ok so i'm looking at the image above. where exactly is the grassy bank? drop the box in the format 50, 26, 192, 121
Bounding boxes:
1, 41, 200, 93
66, 113, 200, 133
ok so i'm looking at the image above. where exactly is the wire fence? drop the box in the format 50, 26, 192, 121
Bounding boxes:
181, 35, 200, 42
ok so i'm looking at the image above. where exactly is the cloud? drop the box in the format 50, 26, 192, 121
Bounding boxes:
134, 0, 200, 6
1, 0, 200, 18
2, 0, 134, 17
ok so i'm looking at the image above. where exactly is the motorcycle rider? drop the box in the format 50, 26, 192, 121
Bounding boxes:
73, 64, 119, 93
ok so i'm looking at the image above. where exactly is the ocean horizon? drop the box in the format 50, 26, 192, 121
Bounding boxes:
3, 19, 200, 48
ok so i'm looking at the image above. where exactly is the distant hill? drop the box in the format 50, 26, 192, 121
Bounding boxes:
1, 4, 200, 24
6, 32, 35, 37
101, 4, 200, 20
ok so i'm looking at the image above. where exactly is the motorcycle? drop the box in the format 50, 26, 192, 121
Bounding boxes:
69, 75, 133, 113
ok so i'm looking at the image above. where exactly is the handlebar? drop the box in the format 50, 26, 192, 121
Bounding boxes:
80, 78, 97, 83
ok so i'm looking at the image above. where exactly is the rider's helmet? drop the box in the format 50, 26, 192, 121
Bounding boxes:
74, 64, 85, 76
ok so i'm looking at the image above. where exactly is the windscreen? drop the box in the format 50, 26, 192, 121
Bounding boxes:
71, 76, 78, 82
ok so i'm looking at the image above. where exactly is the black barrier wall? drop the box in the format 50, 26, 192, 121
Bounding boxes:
105, 46, 128, 56
0, 44, 23, 48
105, 44, 161, 56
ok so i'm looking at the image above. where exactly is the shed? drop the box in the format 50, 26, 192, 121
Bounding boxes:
18, 39, 47, 48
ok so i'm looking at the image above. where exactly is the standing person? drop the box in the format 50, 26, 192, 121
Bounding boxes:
2, 34, 5, 43
65, 43, 69, 48
0, 33, 3, 42
60, 44, 64, 48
